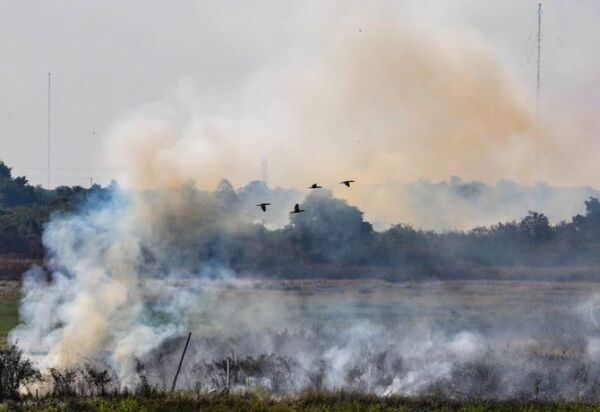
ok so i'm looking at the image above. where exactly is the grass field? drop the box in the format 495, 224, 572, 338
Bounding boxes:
4, 393, 600, 411
4, 278, 600, 346
0, 288, 19, 346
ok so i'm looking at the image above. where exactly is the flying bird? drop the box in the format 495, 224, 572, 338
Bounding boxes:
309, 183, 322, 189
290, 203, 305, 214
256, 203, 271, 212
340, 180, 355, 187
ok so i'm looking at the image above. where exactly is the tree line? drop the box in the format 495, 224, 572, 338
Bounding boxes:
1, 159, 600, 281
0, 161, 109, 258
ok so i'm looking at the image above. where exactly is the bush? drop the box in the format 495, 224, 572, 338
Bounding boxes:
0, 344, 41, 401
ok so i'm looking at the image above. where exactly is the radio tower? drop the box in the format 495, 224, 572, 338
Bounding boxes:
47, 72, 52, 188
536, 3, 542, 118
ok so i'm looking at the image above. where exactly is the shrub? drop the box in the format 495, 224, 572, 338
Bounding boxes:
0, 344, 41, 401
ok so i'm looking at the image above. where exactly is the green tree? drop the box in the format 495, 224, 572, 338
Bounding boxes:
0, 161, 11, 179
573, 197, 600, 242
289, 190, 373, 264
519, 211, 552, 242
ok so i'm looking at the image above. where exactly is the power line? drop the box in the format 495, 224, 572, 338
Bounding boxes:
13, 167, 115, 172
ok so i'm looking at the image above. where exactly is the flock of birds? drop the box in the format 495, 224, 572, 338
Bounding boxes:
256, 180, 355, 214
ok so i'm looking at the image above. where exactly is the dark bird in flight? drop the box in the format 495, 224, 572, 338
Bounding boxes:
256, 203, 271, 212
340, 180, 355, 187
290, 203, 305, 214
309, 183, 322, 189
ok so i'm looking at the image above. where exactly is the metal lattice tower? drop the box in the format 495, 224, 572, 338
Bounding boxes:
47, 72, 52, 188
536, 3, 542, 118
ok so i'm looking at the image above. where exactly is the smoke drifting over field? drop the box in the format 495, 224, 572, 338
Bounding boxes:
10, 180, 600, 399
9, 14, 600, 400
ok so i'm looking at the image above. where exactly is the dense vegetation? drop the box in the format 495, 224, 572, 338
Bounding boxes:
1, 159, 600, 281
198, 179, 600, 281
0, 161, 111, 278
0, 161, 107, 259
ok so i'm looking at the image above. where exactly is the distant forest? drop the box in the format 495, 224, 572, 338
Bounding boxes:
1, 159, 600, 281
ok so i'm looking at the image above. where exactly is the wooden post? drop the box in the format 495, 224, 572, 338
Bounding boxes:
171, 332, 192, 392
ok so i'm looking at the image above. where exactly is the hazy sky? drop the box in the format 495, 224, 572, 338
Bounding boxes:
1, 0, 599, 187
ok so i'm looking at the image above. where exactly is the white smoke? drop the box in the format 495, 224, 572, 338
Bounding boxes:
9, 186, 246, 387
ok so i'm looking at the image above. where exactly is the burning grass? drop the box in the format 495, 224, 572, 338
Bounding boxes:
7, 279, 600, 401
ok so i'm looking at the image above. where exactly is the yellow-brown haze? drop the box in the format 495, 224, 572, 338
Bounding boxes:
288, 24, 540, 225
106, 21, 596, 228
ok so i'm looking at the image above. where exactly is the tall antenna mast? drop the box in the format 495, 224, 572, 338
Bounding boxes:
47, 72, 52, 188
536, 3, 542, 118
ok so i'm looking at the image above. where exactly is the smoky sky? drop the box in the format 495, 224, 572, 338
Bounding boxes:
1, 0, 600, 189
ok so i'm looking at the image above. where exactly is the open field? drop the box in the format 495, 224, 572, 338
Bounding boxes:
4, 278, 600, 345
186, 278, 600, 335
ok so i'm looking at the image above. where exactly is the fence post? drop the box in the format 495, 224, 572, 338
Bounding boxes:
171, 332, 192, 392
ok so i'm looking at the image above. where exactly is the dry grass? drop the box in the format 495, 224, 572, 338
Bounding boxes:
0, 257, 40, 281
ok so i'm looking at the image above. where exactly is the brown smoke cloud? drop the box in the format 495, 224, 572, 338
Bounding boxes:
284, 22, 540, 225
104, 18, 599, 228
106, 21, 534, 183
289, 24, 535, 183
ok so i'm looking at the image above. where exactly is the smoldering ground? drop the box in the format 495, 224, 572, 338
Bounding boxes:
152, 283, 600, 400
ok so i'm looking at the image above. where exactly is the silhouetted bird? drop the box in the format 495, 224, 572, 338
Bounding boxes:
309, 183, 322, 189
340, 180, 355, 187
290, 203, 305, 214
256, 203, 271, 212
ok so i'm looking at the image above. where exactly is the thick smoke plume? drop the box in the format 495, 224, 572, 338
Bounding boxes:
100, 19, 597, 228
104, 19, 540, 220
9, 18, 600, 399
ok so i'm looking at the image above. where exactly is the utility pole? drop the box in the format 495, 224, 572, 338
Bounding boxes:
536, 3, 542, 118
47, 72, 52, 188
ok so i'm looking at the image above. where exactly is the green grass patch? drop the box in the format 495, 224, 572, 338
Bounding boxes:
0, 292, 20, 346
4, 393, 600, 412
